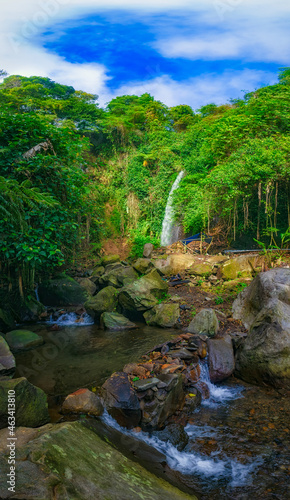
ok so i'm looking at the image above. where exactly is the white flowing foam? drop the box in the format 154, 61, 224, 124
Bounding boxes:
47, 312, 94, 326
101, 410, 257, 486
199, 361, 244, 407
160, 171, 184, 246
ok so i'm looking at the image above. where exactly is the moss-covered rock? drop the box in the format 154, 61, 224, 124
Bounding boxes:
133, 258, 154, 274
0, 421, 195, 500
102, 254, 120, 265
144, 303, 180, 328
99, 265, 138, 288
119, 270, 168, 316
100, 312, 137, 330
38, 276, 89, 306
18, 298, 46, 323
187, 262, 212, 277
218, 255, 264, 281
0, 336, 15, 377
0, 377, 50, 429
5, 330, 44, 353
76, 277, 97, 296
85, 286, 118, 321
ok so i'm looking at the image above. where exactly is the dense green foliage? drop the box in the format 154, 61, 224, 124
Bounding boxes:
0, 68, 289, 304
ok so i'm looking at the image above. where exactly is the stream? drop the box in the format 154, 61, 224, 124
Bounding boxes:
15, 320, 290, 499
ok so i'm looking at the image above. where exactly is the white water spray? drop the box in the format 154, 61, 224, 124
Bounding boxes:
160, 171, 184, 246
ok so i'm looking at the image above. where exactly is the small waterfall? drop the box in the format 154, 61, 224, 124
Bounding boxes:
160, 171, 184, 246
47, 312, 94, 326
35, 285, 40, 302
199, 361, 243, 407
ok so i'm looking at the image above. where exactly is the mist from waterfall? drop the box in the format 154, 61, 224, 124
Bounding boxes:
160, 170, 184, 246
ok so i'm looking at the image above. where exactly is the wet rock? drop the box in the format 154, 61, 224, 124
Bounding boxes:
133, 258, 154, 274
118, 269, 168, 316
185, 364, 201, 384
18, 298, 46, 323
0, 336, 15, 377
233, 268, 290, 389
188, 336, 208, 358
141, 374, 184, 429
0, 377, 50, 429
194, 380, 210, 399
187, 308, 219, 337
101, 371, 141, 428
123, 363, 147, 378
5, 329, 44, 352
61, 388, 103, 416
152, 423, 189, 451
85, 286, 118, 321
157, 373, 180, 391
207, 335, 235, 382
0, 421, 194, 500
0, 308, 15, 333
38, 276, 89, 306
184, 387, 202, 413
170, 348, 196, 360
100, 312, 137, 330
143, 243, 154, 258
134, 378, 160, 391
144, 303, 180, 328
76, 277, 97, 296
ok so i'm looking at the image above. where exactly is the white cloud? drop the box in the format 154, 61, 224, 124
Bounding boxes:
103, 69, 278, 109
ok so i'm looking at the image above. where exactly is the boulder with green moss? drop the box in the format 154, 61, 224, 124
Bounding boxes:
0, 377, 50, 429
0, 336, 15, 377
187, 261, 213, 277
100, 312, 137, 330
133, 258, 154, 274
0, 421, 195, 500
38, 276, 89, 306
76, 277, 97, 296
187, 308, 219, 337
5, 330, 44, 352
218, 255, 264, 281
102, 254, 120, 265
144, 303, 180, 328
119, 269, 168, 315
85, 286, 118, 321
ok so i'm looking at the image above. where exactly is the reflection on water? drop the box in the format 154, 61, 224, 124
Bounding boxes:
14, 323, 177, 396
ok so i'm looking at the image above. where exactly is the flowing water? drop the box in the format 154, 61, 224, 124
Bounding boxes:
160, 170, 184, 246
14, 322, 290, 499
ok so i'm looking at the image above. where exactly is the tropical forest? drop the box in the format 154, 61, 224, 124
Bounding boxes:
0, 68, 289, 500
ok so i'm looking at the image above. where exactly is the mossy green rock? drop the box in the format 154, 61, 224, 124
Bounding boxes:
218, 255, 263, 281
85, 286, 118, 321
133, 258, 154, 274
18, 298, 46, 322
100, 312, 137, 330
99, 265, 138, 288
0, 377, 50, 429
187, 262, 212, 277
102, 254, 120, 265
144, 303, 180, 328
77, 277, 97, 296
0, 421, 195, 500
0, 336, 15, 377
38, 276, 89, 306
5, 330, 44, 352
119, 269, 168, 313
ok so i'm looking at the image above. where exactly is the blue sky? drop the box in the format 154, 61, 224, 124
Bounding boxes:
1, 1, 289, 108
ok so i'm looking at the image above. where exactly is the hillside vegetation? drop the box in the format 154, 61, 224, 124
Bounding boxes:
0, 68, 289, 305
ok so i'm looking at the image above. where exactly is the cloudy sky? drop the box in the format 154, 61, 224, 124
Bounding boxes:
1, 0, 289, 108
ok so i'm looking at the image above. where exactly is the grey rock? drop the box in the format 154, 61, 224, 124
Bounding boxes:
187, 308, 219, 337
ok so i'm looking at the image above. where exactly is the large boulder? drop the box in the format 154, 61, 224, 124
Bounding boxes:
152, 423, 189, 451
133, 258, 154, 274
101, 371, 141, 428
167, 254, 196, 274
0, 421, 194, 500
38, 276, 88, 306
84, 286, 118, 321
61, 388, 103, 416
187, 261, 212, 277
0, 308, 15, 333
101, 254, 120, 265
153, 259, 173, 276
187, 309, 219, 337
0, 377, 50, 429
100, 312, 137, 330
17, 298, 46, 323
218, 254, 264, 281
5, 330, 44, 353
0, 336, 15, 377
233, 268, 290, 389
76, 278, 97, 296
143, 243, 154, 258
118, 269, 168, 317
99, 265, 137, 288
143, 303, 180, 328
207, 335, 235, 382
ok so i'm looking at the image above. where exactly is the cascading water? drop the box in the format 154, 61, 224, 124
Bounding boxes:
160, 171, 184, 246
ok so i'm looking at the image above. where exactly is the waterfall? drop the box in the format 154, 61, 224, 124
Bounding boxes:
35, 285, 40, 302
160, 171, 184, 246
